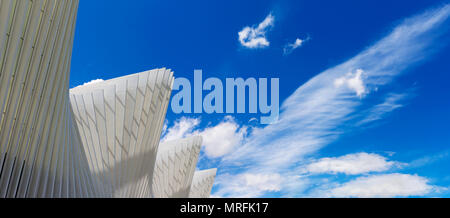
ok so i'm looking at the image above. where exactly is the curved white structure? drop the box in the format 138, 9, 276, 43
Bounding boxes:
0, 0, 216, 198
151, 136, 202, 198
0, 0, 84, 198
189, 169, 217, 198
70, 68, 174, 197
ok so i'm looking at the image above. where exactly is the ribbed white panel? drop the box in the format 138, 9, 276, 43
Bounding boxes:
189, 169, 217, 198
0, 0, 89, 198
151, 136, 202, 198
69, 69, 174, 198
0, 0, 216, 198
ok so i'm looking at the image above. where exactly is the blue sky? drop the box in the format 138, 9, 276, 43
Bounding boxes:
70, 0, 450, 198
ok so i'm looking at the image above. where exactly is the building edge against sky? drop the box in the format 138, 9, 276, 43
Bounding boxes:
0, 0, 216, 198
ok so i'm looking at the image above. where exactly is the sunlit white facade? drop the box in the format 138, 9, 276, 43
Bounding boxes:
0, 0, 216, 198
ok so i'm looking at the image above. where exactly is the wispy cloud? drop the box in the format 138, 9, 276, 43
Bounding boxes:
212, 4, 450, 197
408, 151, 450, 168
283, 37, 310, 55
238, 13, 275, 49
214, 173, 283, 198
357, 92, 409, 125
319, 173, 436, 198
306, 153, 402, 175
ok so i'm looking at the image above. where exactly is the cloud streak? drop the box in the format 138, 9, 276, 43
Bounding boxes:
213, 4, 450, 197
283, 37, 309, 55
357, 92, 409, 125
306, 153, 402, 175
323, 174, 435, 198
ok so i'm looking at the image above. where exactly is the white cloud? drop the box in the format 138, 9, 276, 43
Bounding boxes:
195, 117, 247, 158
291, 38, 305, 49
307, 153, 401, 175
161, 116, 246, 158
161, 117, 200, 142
214, 173, 282, 198
358, 93, 407, 125
408, 151, 450, 168
238, 13, 274, 49
334, 69, 367, 97
326, 174, 435, 198
73, 79, 104, 89
211, 5, 450, 197
283, 37, 309, 55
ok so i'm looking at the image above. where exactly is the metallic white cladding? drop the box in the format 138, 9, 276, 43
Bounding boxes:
151, 136, 202, 198
189, 169, 217, 198
0, 0, 216, 198
0, 0, 83, 198
70, 69, 174, 197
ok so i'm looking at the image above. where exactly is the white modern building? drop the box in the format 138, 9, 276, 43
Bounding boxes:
0, 0, 216, 198
189, 169, 217, 198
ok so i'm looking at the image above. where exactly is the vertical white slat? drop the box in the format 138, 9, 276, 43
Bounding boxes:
133, 70, 155, 197
6, 0, 46, 198
0, 0, 15, 76
33, 0, 73, 197
45, 0, 78, 198
92, 89, 112, 196
26, 0, 67, 197
75, 94, 102, 195
62, 0, 80, 197
122, 75, 139, 197
17, 0, 57, 197
127, 71, 148, 197
14, 0, 57, 198
103, 85, 116, 196
113, 79, 126, 197
84, 92, 108, 195
70, 94, 94, 197
0, 0, 29, 126
0, 0, 31, 197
